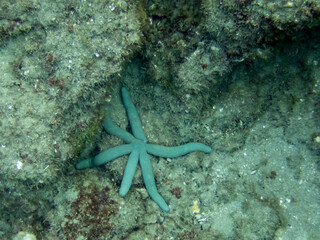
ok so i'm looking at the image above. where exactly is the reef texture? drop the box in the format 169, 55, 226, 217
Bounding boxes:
140, 0, 320, 111
0, 0, 141, 237
1, 0, 320, 239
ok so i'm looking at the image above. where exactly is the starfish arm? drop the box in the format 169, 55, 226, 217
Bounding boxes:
104, 118, 135, 143
119, 149, 139, 197
121, 87, 147, 142
139, 149, 170, 212
75, 158, 95, 170
146, 143, 212, 158
93, 144, 133, 166
76, 144, 133, 169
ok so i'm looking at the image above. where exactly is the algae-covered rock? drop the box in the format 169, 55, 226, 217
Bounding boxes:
136, 0, 320, 112
1, 1, 320, 240
0, 2, 141, 237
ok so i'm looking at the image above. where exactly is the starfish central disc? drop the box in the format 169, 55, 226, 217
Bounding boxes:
76, 87, 212, 211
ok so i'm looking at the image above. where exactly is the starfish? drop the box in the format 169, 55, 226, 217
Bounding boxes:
76, 87, 212, 211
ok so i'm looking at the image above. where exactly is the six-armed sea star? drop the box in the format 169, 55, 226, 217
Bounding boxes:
76, 87, 212, 211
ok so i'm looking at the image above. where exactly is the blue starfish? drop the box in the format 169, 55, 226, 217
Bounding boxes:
76, 87, 212, 211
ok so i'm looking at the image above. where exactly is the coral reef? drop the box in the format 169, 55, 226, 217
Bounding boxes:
0, 0, 141, 238
137, 0, 320, 112
1, 0, 320, 239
